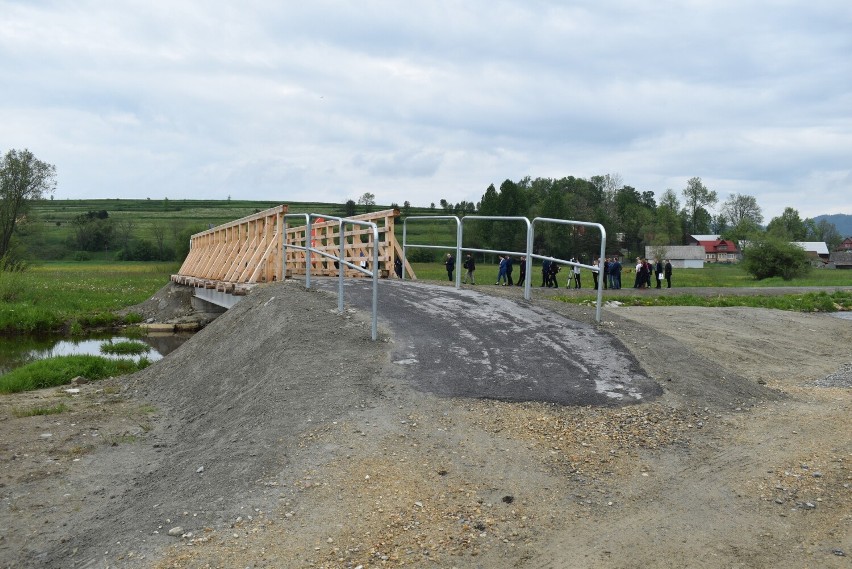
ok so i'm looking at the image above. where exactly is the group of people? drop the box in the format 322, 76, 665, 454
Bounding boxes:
632, 257, 673, 289
495, 254, 527, 286
438, 253, 673, 290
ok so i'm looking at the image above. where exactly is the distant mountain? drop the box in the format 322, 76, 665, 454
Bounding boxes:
814, 213, 852, 237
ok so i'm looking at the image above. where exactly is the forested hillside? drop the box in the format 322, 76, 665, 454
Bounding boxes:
11, 176, 846, 265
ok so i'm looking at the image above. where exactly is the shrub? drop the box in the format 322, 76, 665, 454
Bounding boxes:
742, 237, 811, 280
408, 248, 436, 263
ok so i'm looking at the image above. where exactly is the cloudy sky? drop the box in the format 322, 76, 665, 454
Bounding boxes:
1, 1, 850, 220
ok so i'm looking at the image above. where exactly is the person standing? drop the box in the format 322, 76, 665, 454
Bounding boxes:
445, 253, 455, 282
572, 259, 581, 289
506, 255, 514, 286
655, 258, 664, 289
602, 258, 609, 290
463, 254, 476, 284
516, 256, 526, 286
549, 260, 560, 288
541, 257, 551, 287
664, 259, 673, 288
612, 257, 622, 289
496, 255, 507, 285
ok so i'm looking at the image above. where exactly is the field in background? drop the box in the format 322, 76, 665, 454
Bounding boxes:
0, 262, 177, 335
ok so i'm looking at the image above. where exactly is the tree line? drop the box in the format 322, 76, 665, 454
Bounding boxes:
2, 148, 844, 275
425, 174, 843, 265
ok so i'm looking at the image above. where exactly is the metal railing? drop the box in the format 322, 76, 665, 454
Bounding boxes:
282, 213, 379, 340
531, 217, 607, 323
401, 214, 607, 323
402, 216, 462, 286
460, 216, 533, 300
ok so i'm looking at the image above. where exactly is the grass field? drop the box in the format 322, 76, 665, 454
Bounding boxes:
0, 262, 177, 335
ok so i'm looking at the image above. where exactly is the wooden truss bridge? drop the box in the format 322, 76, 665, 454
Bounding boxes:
172, 206, 415, 294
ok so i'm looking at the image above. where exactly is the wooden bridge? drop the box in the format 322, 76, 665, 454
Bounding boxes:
172, 206, 415, 296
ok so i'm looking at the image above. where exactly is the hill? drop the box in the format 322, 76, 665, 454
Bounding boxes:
21, 199, 436, 262
814, 213, 852, 237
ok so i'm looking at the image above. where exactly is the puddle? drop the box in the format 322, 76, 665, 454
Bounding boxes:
0, 332, 193, 376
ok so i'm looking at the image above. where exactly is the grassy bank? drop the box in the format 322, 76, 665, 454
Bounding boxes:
0, 262, 177, 335
0, 354, 149, 394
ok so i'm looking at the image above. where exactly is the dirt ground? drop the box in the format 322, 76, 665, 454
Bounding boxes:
0, 281, 849, 568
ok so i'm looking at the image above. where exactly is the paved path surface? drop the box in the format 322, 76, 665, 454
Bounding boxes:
313, 279, 661, 406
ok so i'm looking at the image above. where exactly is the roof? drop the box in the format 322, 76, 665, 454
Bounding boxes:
697, 239, 739, 254
792, 242, 829, 255
690, 234, 721, 242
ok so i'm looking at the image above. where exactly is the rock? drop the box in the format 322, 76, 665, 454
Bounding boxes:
167, 526, 184, 537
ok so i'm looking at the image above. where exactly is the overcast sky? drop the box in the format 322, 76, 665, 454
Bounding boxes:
1, 1, 850, 220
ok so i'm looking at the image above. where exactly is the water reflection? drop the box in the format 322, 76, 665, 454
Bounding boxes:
0, 332, 193, 376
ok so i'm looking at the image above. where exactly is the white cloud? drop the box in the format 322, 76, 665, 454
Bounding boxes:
0, 0, 850, 221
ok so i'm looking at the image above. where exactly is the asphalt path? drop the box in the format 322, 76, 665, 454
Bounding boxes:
313, 278, 661, 406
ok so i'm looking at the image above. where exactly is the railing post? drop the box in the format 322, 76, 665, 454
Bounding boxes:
305, 216, 312, 290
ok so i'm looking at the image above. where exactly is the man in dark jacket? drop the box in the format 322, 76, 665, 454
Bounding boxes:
463, 254, 476, 284
664, 259, 673, 288
655, 259, 664, 289
445, 253, 455, 281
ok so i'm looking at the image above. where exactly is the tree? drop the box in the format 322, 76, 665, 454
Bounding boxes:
150, 220, 169, 259
653, 189, 684, 245
357, 192, 375, 213
681, 177, 717, 235
70, 211, 114, 252
805, 218, 842, 250
721, 193, 763, 227
402, 200, 411, 216
767, 207, 807, 240
344, 199, 357, 216
742, 235, 811, 280
115, 217, 137, 252
0, 149, 57, 258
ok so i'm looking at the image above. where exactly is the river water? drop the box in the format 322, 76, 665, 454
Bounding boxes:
0, 332, 193, 376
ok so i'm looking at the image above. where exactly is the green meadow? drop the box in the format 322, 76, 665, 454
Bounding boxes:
0, 261, 177, 335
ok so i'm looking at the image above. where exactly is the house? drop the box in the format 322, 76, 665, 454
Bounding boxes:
644, 245, 705, 268
836, 237, 852, 252
792, 242, 830, 263
688, 235, 741, 263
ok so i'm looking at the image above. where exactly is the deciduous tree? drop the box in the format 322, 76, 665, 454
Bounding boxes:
767, 207, 807, 240
721, 193, 763, 227
357, 192, 375, 213
0, 149, 57, 258
681, 177, 717, 235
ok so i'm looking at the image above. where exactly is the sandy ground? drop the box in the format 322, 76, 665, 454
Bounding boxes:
0, 281, 850, 568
